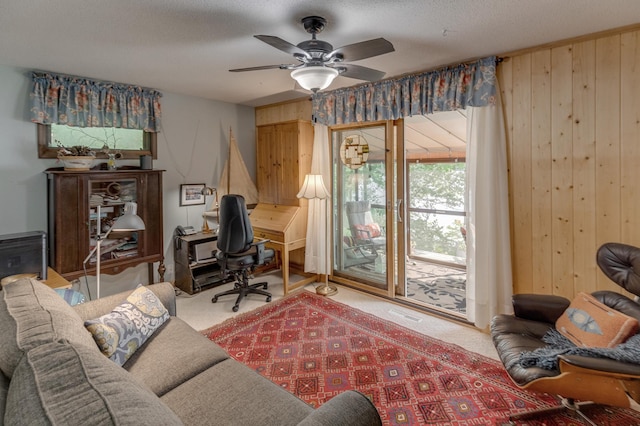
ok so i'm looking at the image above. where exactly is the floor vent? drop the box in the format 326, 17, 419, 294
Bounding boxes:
388, 309, 423, 323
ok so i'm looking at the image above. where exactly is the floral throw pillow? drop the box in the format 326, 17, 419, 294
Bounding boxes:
85, 286, 170, 366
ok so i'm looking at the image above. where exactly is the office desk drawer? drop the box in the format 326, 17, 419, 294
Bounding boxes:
253, 229, 283, 243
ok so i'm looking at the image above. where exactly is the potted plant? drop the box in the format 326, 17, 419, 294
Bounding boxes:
56, 141, 96, 171
100, 143, 122, 170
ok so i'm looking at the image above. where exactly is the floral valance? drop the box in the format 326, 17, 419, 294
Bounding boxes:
312, 56, 498, 126
30, 72, 162, 132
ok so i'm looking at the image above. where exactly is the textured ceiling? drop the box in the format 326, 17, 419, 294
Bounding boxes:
353, 111, 468, 160
1, 0, 640, 107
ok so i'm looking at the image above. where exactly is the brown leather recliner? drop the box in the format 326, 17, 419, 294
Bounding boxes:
491, 242, 640, 425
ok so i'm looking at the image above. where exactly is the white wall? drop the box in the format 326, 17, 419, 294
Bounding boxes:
0, 65, 255, 297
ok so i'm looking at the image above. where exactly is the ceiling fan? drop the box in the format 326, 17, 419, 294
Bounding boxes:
229, 15, 394, 92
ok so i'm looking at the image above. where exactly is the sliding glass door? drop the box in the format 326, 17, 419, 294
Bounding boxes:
331, 122, 398, 297
328, 113, 468, 318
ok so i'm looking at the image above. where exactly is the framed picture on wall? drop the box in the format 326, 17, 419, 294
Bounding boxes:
180, 184, 206, 206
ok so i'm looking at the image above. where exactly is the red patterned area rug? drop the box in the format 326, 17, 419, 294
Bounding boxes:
202, 291, 640, 425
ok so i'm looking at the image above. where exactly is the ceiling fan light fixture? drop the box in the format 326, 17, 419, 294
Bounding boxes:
291, 67, 339, 92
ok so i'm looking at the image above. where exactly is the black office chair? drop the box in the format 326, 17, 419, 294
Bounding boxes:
211, 194, 275, 312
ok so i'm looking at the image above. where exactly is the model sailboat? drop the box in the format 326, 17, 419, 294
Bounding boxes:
203, 128, 259, 230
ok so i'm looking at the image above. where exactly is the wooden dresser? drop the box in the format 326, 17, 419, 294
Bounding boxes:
250, 203, 316, 293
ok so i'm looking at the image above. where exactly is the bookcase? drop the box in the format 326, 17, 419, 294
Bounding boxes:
45, 168, 164, 283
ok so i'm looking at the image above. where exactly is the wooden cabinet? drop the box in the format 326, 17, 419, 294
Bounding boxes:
256, 120, 313, 206
45, 169, 164, 282
254, 118, 316, 293
174, 232, 230, 295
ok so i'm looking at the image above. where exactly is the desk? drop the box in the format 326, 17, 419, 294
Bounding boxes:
250, 203, 317, 293
174, 232, 229, 294
43, 267, 73, 289
1, 267, 71, 289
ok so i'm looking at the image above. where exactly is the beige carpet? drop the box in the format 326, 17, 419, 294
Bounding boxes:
174, 270, 497, 360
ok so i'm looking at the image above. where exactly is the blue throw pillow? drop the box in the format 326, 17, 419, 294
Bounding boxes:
85, 286, 169, 366
54, 288, 86, 306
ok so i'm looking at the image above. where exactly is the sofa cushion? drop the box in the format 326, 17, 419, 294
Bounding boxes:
0, 278, 97, 378
296, 391, 382, 426
556, 292, 639, 348
124, 317, 230, 396
4, 340, 183, 426
161, 358, 313, 425
85, 285, 170, 366
73, 282, 177, 320
0, 371, 8, 423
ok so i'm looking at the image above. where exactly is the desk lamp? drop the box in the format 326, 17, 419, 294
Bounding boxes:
297, 174, 337, 296
201, 186, 218, 234
83, 202, 145, 299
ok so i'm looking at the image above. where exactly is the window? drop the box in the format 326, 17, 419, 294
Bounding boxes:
407, 160, 466, 266
37, 124, 156, 159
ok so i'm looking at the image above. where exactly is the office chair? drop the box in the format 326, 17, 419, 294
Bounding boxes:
211, 194, 275, 312
491, 242, 640, 425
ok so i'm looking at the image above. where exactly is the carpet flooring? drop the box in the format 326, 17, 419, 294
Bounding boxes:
202, 290, 640, 425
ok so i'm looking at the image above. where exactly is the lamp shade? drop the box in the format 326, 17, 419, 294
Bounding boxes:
111, 213, 145, 231
201, 186, 216, 196
291, 67, 339, 92
111, 202, 145, 231
297, 174, 330, 200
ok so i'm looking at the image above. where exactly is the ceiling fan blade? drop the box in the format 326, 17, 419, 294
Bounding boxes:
229, 64, 294, 72
328, 38, 394, 62
337, 64, 386, 81
254, 35, 311, 59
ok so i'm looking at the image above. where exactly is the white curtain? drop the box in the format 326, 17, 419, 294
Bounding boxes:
304, 123, 331, 274
465, 86, 513, 329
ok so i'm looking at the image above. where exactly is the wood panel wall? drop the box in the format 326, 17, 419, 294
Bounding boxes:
499, 27, 640, 298
255, 98, 312, 126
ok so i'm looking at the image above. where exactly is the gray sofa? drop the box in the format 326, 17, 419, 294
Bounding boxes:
0, 278, 381, 425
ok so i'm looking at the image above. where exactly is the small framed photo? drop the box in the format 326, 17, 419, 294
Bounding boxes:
180, 184, 206, 206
